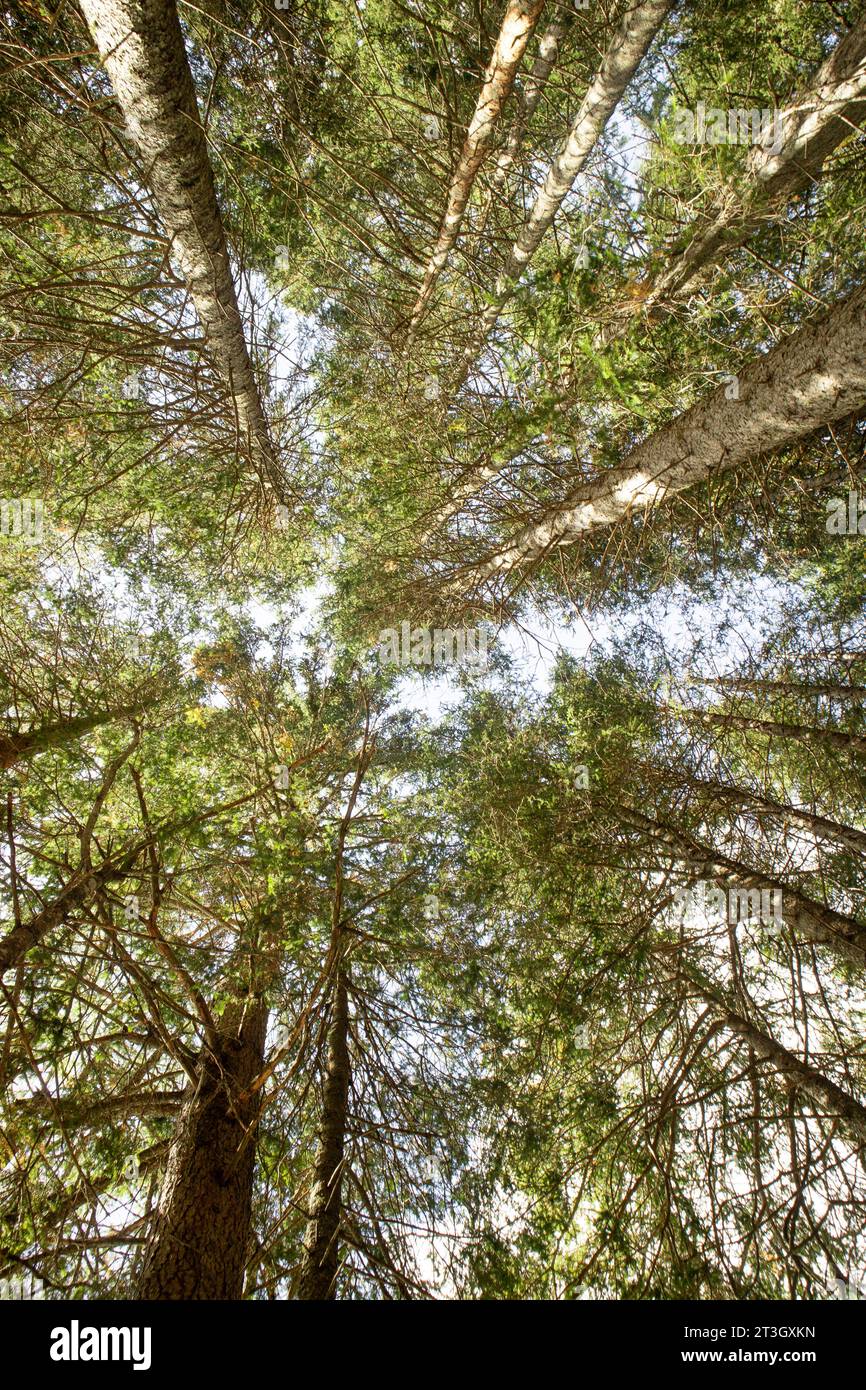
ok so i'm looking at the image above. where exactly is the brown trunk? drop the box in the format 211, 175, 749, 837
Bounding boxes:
684, 971, 866, 1146
0, 787, 264, 978
454, 0, 672, 383
297, 967, 351, 1300
482, 13, 570, 205
0, 699, 155, 770
0, 862, 120, 978
681, 771, 866, 857
136, 993, 267, 1299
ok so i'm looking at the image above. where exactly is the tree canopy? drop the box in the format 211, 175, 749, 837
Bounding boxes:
1, 0, 866, 1302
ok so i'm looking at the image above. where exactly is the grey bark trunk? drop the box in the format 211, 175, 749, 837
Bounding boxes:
427, 18, 866, 534
693, 708, 866, 757
641, 17, 866, 313
681, 771, 866, 858
78, 0, 288, 505
681, 970, 866, 1146
485, 13, 570, 197
621, 804, 866, 968
696, 676, 866, 703
457, 0, 672, 373
448, 280, 866, 589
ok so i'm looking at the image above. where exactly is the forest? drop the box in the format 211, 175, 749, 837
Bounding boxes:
1, 0, 865, 1307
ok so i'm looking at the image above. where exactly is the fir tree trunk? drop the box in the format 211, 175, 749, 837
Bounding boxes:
449, 280, 866, 589
78, 0, 287, 504
136, 993, 267, 1299
407, 0, 546, 336
297, 967, 351, 1299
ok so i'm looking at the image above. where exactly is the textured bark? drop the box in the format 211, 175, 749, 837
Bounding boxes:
485, 12, 570, 197
136, 994, 267, 1300
0, 699, 155, 769
693, 708, 866, 757
641, 17, 866, 314
685, 973, 866, 1146
78, 0, 287, 503
622, 804, 866, 967
681, 772, 866, 858
0, 861, 124, 978
461, 0, 672, 359
426, 18, 866, 535
448, 280, 866, 588
407, 0, 545, 338
297, 968, 350, 1300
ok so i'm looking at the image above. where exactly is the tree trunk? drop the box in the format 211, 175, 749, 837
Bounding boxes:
692, 707, 866, 756
448, 279, 866, 589
0, 787, 263, 977
407, 0, 546, 338
425, 16, 866, 537
485, 13, 570, 198
0, 860, 126, 979
620, 803, 866, 967
696, 676, 866, 703
78, 0, 288, 506
0, 699, 155, 769
136, 993, 267, 1299
297, 967, 351, 1299
683, 970, 866, 1147
457, 0, 672, 374
680, 771, 866, 858
641, 17, 866, 314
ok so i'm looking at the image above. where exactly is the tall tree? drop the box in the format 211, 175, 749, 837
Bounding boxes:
78, 0, 291, 508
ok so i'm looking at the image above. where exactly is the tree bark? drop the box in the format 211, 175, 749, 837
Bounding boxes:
78, 0, 288, 505
457, 0, 672, 372
695, 676, 866, 703
446, 279, 866, 589
0, 699, 155, 770
485, 12, 570, 199
0, 855, 134, 979
0, 786, 265, 978
692, 707, 866, 756
297, 966, 351, 1300
427, 21, 866, 538
680, 771, 866, 858
640, 17, 866, 315
407, 0, 546, 338
136, 992, 267, 1299
682, 969, 866, 1147
620, 803, 866, 967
